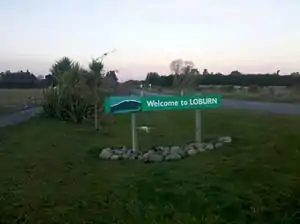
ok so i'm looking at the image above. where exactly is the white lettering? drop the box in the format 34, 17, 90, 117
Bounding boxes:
189, 97, 218, 106
146, 100, 178, 107
211, 98, 218, 104
146, 100, 156, 107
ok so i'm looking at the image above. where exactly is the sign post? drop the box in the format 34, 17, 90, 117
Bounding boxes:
195, 109, 201, 142
131, 112, 137, 152
105, 94, 221, 146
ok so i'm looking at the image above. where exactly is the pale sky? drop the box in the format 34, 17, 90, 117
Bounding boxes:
1, 0, 300, 81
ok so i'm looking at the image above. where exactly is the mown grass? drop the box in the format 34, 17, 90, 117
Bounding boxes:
0, 109, 300, 223
0, 89, 44, 115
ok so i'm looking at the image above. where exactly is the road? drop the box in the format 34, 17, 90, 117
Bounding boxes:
1, 92, 300, 128
138, 91, 300, 115
0, 107, 43, 128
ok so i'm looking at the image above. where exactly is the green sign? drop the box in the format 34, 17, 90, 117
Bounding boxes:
105, 95, 221, 114
105, 96, 142, 114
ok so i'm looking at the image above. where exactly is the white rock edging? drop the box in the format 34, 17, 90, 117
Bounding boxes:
99, 136, 232, 163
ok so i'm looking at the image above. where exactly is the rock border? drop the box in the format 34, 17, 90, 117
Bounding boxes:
99, 136, 232, 163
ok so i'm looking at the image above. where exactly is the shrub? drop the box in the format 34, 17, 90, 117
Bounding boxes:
42, 57, 105, 125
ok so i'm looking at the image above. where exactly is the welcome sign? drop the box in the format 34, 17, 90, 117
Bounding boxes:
105, 95, 222, 114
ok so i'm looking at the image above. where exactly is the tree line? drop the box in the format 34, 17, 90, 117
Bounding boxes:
145, 72, 300, 87
0, 67, 118, 89
144, 59, 300, 87
0, 70, 53, 88
1, 57, 300, 88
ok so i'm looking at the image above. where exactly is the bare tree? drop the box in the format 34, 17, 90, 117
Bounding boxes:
170, 59, 198, 92
170, 59, 184, 75
170, 59, 184, 87
181, 61, 195, 75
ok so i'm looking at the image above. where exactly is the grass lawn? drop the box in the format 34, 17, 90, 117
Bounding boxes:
0, 89, 43, 115
0, 109, 300, 223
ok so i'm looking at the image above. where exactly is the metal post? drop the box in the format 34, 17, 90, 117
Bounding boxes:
131, 113, 137, 152
131, 87, 143, 152
180, 89, 184, 96
195, 109, 201, 143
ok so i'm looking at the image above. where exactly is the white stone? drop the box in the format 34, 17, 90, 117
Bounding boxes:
113, 150, 123, 155
187, 149, 198, 156
102, 148, 111, 153
162, 148, 170, 156
129, 155, 137, 160
177, 149, 187, 157
110, 155, 120, 160
170, 146, 181, 154
122, 153, 131, 160
99, 148, 113, 159
205, 143, 214, 151
143, 152, 149, 159
193, 142, 206, 152
165, 153, 182, 161
219, 136, 232, 144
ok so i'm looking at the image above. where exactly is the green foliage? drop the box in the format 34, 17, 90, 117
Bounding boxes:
88, 59, 104, 87
42, 87, 91, 123
43, 57, 105, 124
50, 57, 73, 85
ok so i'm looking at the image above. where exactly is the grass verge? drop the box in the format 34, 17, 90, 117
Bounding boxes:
0, 89, 43, 115
0, 109, 300, 223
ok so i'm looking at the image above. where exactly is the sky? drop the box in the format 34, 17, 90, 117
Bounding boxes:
0, 0, 300, 81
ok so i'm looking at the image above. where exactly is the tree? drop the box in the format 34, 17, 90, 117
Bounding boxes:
170, 59, 197, 89
145, 72, 160, 85
170, 59, 184, 87
291, 72, 300, 76
106, 70, 118, 82
229, 70, 242, 76
202, 69, 209, 75
181, 61, 195, 75
88, 59, 104, 131
43, 58, 92, 123
50, 57, 73, 86
170, 59, 183, 75
0, 70, 38, 88
191, 68, 200, 75
37, 75, 44, 80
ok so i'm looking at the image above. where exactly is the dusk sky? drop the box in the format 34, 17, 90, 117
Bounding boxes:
1, 0, 299, 81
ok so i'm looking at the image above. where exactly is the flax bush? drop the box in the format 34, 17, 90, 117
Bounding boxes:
42, 57, 104, 124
